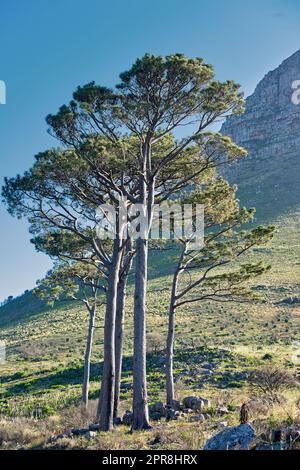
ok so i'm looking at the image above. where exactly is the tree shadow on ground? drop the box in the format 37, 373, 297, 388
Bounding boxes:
2, 346, 250, 397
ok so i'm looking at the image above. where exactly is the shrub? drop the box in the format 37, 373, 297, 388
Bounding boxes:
146, 332, 165, 355
249, 367, 297, 403
262, 353, 273, 361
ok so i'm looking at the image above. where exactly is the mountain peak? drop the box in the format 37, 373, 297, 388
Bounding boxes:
221, 50, 300, 220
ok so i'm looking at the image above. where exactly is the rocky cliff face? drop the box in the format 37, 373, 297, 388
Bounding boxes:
221, 50, 300, 219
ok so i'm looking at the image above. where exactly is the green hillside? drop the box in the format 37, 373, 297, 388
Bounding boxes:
226, 150, 300, 224
0, 208, 299, 449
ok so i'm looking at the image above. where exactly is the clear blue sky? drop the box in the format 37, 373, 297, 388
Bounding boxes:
0, 0, 299, 301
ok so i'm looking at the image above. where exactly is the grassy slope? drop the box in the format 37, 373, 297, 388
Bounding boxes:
0, 203, 299, 448
225, 148, 300, 224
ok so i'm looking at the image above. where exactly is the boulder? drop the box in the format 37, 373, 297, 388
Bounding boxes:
149, 435, 162, 446
202, 363, 215, 370
166, 409, 182, 421
201, 398, 211, 407
169, 400, 181, 411
182, 396, 204, 411
255, 442, 273, 450
122, 410, 133, 426
89, 423, 100, 431
70, 428, 89, 436
121, 382, 133, 390
184, 408, 194, 414
203, 423, 256, 450
189, 413, 206, 423
280, 296, 300, 305
149, 411, 162, 421
150, 401, 167, 417
48, 433, 68, 442
216, 405, 229, 416
272, 442, 284, 450
48, 426, 98, 443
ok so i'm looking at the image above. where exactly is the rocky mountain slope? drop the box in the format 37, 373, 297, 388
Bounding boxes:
221, 50, 300, 220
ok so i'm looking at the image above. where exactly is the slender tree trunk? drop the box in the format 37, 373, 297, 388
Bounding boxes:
166, 247, 186, 406
131, 142, 154, 431
114, 241, 133, 423
82, 305, 96, 408
97, 239, 123, 431
113, 275, 126, 422
166, 301, 176, 406
132, 236, 151, 430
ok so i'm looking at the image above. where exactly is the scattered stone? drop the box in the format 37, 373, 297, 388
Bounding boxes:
149, 435, 162, 446
201, 398, 211, 407
254, 285, 268, 291
203, 423, 256, 450
191, 367, 212, 376
262, 353, 273, 361
255, 442, 273, 450
166, 409, 182, 421
183, 408, 194, 414
189, 414, 206, 423
48, 426, 95, 443
279, 296, 300, 305
149, 402, 168, 420
89, 423, 100, 431
151, 402, 167, 416
113, 417, 122, 426
272, 442, 284, 450
121, 382, 133, 390
165, 408, 176, 421
149, 411, 162, 421
217, 421, 228, 429
169, 400, 181, 411
70, 428, 88, 436
122, 410, 133, 426
216, 405, 229, 416
182, 396, 204, 411
48, 433, 67, 442
255, 440, 284, 451
202, 363, 215, 370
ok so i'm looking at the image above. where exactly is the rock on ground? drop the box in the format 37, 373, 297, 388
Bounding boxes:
203, 423, 256, 450
122, 410, 133, 425
182, 396, 205, 411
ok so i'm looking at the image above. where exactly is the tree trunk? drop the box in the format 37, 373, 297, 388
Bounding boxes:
82, 305, 96, 408
97, 239, 123, 431
114, 241, 133, 423
132, 236, 151, 430
113, 275, 126, 422
131, 147, 154, 431
166, 302, 175, 406
165, 249, 185, 406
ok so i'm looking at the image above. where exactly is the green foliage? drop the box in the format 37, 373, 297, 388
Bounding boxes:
34, 261, 103, 306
